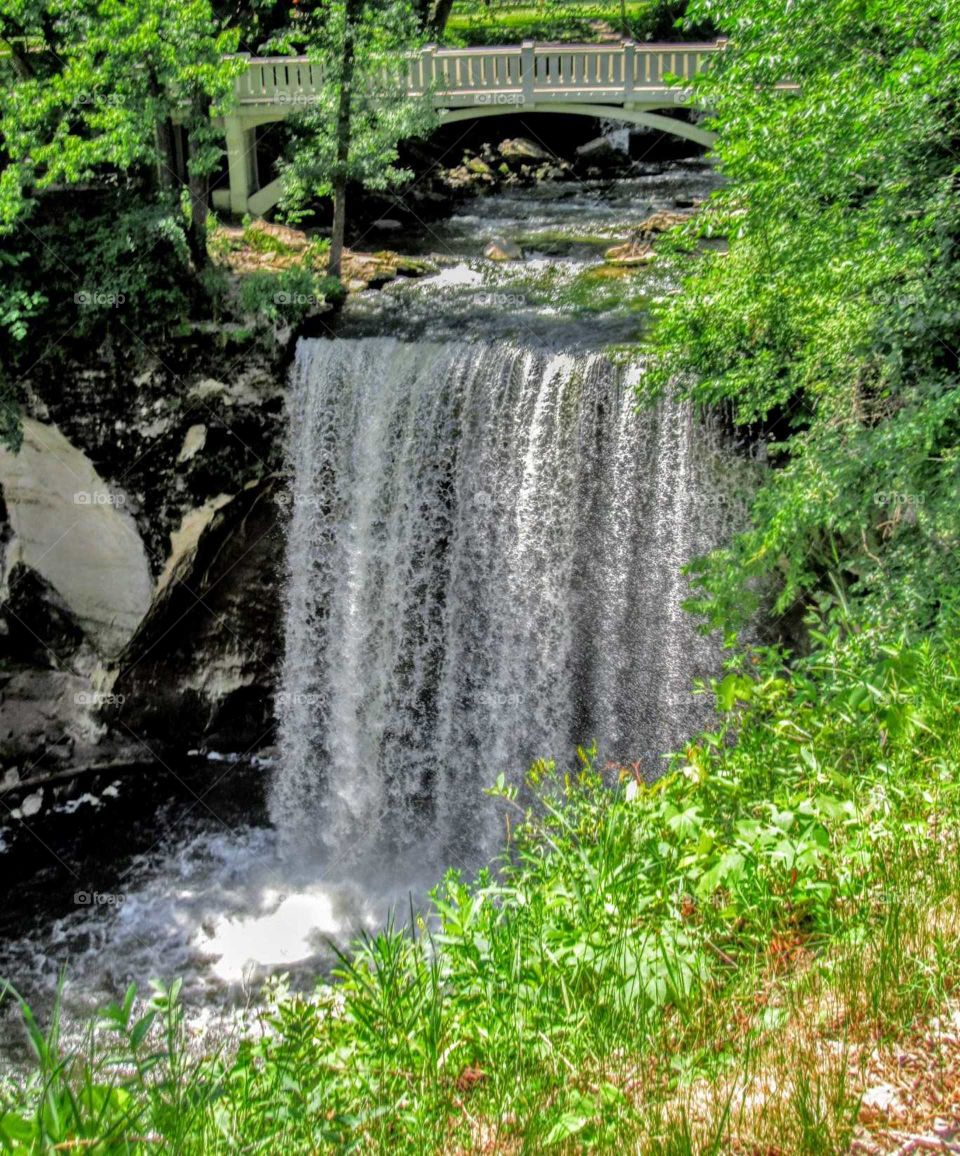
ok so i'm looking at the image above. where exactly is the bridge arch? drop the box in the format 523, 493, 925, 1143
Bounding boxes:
215, 40, 722, 216
438, 103, 715, 147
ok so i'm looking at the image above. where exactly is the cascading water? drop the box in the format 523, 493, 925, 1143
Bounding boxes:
273, 337, 728, 878
0, 162, 746, 1040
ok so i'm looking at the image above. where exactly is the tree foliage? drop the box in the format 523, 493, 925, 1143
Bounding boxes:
646, 0, 960, 641
270, 0, 437, 273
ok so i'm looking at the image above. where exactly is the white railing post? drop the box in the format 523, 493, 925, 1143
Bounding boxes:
521, 40, 535, 105
622, 40, 635, 99
422, 42, 437, 93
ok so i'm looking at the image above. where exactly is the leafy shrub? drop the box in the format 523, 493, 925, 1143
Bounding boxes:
235, 264, 342, 328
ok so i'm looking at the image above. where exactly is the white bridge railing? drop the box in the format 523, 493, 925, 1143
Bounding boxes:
219, 40, 723, 215
233, 40, 724, 111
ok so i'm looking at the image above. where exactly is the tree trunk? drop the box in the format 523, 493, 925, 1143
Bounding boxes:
327, 0, 362, 279
412, 0, 432, 31
148, 71, 179, 199
185, 95, 213, 273
430, 0, 455, 36
328, 172, 349, 279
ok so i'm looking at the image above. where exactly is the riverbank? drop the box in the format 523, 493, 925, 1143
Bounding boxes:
3, 635, 958, 1152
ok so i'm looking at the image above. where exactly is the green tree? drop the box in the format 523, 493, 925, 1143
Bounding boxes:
274, 0, 437, 278
0, 0, 243, 267
647, 0, 960, 642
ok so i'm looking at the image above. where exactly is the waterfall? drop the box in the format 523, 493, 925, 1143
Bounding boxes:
273, 337, 727, 878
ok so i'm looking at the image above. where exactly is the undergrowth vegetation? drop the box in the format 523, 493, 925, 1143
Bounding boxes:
2, 624, 959, 1152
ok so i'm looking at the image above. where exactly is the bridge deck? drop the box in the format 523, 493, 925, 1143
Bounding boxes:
218, 40, 723, 215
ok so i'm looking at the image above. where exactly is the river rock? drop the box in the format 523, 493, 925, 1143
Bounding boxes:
0, 669, 103, 769
484, 238, 523, 262
535, 163, 569, 182
176, 424, 207, 464
499, 137, 550, 162
0, 419, 153, 658
604, 241, 656, 266
576, 135, 619, 159
635, 209, 695, 238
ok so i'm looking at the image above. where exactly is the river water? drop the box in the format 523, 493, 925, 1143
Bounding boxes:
0, 160, 748, 1059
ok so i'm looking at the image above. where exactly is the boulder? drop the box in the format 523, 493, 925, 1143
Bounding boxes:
113, 477, 284, 751
635, 209, 695, 239
176, 423, 207, 464
535, 163, 568, 182
484, 238, 523, 262
499, 137, 550, 162
575, 136, 619, 160
604, 241, 656, 267
0, 669, 102, 769
0, 419, 153, 658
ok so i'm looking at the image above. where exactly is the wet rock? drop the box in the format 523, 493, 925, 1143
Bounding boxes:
0, 669, 103, 768
187, 373, 277, 410
634, 208, 696, 239
0, 419, 153, 658
176, 424, 207, 464
535, 163, 569, 182
576, 135, 619, 160
465, 157, 493, 176
604, 241, 656, 266
443, 164, 482, 191
484, 238, 523, 262
499, 137, 550, 162
1, 562, 86, 668
340, 248, 436, 293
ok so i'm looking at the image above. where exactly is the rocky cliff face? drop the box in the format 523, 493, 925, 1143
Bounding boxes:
0, 334, 288, 801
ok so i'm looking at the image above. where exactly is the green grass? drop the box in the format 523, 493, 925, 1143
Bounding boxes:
443, 0, 703, 46
2, 626, 958, 1153
446, 2, 652, 32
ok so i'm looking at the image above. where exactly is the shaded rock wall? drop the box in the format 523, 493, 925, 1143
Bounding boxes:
0, 337, 289, 787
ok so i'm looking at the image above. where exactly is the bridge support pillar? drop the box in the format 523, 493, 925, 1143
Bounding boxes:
224, 117, 258, 216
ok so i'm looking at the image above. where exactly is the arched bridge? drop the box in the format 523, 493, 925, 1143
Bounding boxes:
216, 39, 723, 216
